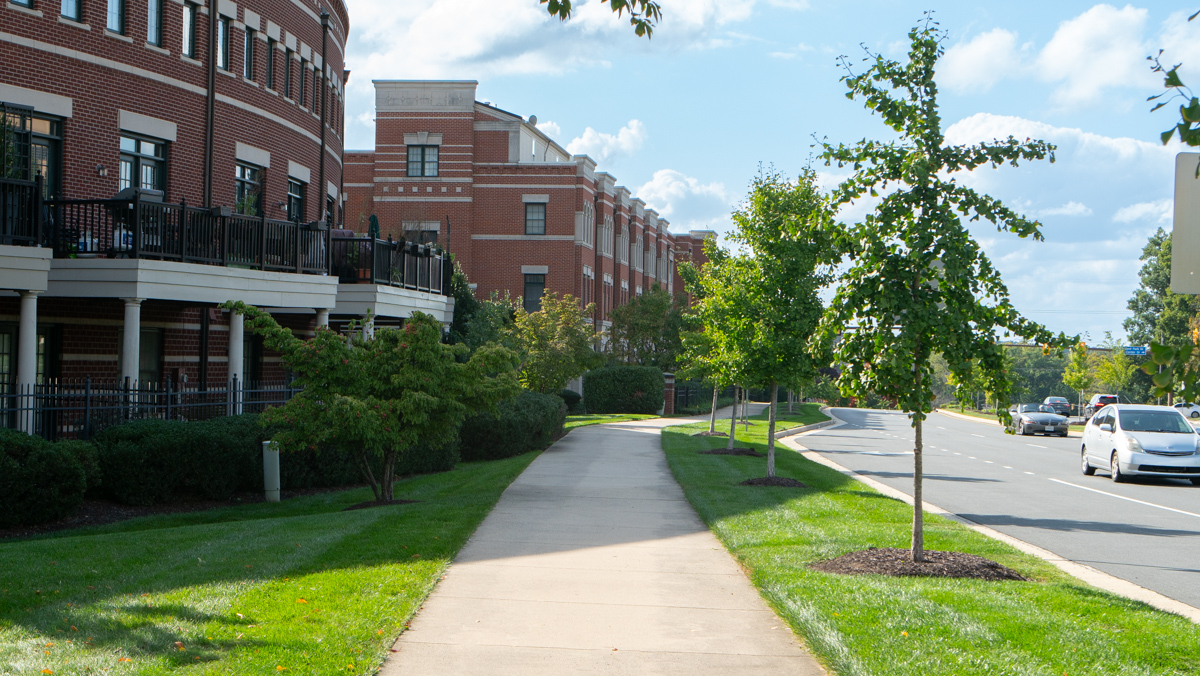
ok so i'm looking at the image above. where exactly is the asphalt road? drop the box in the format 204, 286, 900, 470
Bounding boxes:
796, 408, 1200, 609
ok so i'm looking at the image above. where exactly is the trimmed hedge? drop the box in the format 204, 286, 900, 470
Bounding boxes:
0, 428, 89, 527
582, 366, 665, 414
460, 391, 566, 461
558, 389, 583, 414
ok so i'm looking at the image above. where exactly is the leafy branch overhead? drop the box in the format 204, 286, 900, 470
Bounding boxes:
1149, 10, 1200, 148
540, 0, 662, 37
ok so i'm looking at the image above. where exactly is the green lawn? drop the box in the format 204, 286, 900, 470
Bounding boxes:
0, 453, 538, 675
563, 413, 657, 430
662, 408, 1200, 676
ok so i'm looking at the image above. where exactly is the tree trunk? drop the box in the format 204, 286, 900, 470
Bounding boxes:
357, 450, 382, 502
381, 450, 396, 502
788, 389, 794, 415
708, 386, 719, 433
727, 385, 739, 450
912, 413, 925, 563
767, 382, 778, 478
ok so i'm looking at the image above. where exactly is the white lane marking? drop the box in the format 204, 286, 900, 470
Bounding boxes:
1027, 444, 1048, 449
1024, 471, 1035, 475
1003, 466, 1013, 469
1049, 479, 1200, 519
968, 456, 977, 459
983, 460, 994, 464
954, 453, 961, 456
937, 426, 946, 430
972, 434, 985, 438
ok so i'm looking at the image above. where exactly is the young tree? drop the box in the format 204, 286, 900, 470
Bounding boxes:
224, 302, 520, 502
1061, 342, 1094, 415
818, 17, 1072, 562
606, 285, 686, 370
507, 292, 601, 393
1096, 333, 1137, 397
1125, 229, 1195, 347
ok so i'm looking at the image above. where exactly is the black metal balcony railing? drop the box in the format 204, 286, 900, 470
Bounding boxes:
0, 176, 44, 246
330, 237, 451, 295
46, 195, 330, 275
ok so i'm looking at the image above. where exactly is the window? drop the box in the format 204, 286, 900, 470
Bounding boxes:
314, 67, 321, 113
10, 0, 31, 7
30, 116, 63, 198
402, 221, 440, 244
119, 135, 165, 191
524, 203, 546, 235
243, 29, 256, 79
406, 145, 438, 177
581, 201, 594, 247
234, 163, 262, 215
182, 3, 197, 58
216, 18, 230, 70
284, 48, 293, 98
139, 327, 163, 386
265, 38, 277, 88
107, 0, 124, 33
286, 178, 305, 221
147, 0, 162, 45
60, 0, 81, 21
523, 274, 545, 313
298, 60, 307, 107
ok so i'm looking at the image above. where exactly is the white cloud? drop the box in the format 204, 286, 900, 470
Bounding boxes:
1036, 4, 1155, 106
636, 169, 731, 230
936, 4, 1160, 107
566, 120, 647, 163
940, 28, 1024, 93
769, 42, 813, 59
766, 0, 808, 10
1041, 201, 1093, 217
1113, 199, 1173, 224
945, 113, 1173, 162
535, 120, 562, 141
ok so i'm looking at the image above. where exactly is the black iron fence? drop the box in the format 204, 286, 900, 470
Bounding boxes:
1, 377, 297, 441
330, 237, 451, 295
46, 196, 329, 274
0, 175, 43, 246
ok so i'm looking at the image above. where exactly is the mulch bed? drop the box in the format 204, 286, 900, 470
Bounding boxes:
343, 499, 421, 511
701, 447, 763, 457
740, 476, 808, 488
694, 431, 729, 437
0, 486, 354, 542
810, 547, 1028, 581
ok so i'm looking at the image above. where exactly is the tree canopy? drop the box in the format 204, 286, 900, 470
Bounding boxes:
1125, 229, 1195, 347
606, 285, 686, 371
817, 16, 1072, 561
506, 292, 601, 393
540, 0, 661, 37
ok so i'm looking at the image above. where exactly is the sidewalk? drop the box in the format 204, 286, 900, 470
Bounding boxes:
379, 411, 824, 675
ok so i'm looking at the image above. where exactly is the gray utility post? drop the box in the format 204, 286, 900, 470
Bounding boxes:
262, 440, 280, 502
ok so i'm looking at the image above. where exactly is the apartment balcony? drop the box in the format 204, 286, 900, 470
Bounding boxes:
0, 177, 51, 293
329, 236, 455, 325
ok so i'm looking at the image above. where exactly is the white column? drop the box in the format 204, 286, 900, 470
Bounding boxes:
121, 298, 143, 385
315, 308, 330, 328
16, 291, 39, 434
228, 310, 244, 415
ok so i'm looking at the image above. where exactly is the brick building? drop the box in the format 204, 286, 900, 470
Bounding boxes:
1, 0, 454, 437
343, 81, 715, 331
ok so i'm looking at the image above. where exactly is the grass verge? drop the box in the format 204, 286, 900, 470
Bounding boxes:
564, 413, 657, 430
0, 453, 538, 675
662, 407, 1200, 675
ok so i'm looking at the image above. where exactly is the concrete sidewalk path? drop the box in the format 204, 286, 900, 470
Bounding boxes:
379, 414, 825, 675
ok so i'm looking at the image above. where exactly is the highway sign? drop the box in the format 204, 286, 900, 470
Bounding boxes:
1125, 346, 1147, 356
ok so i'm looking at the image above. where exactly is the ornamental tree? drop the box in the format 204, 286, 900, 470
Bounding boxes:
1062, 342, 1094, 415
506, 292, 601, 393
817, 17, 1073, 562
606, 284, 686, 371
223, 302, 520, 502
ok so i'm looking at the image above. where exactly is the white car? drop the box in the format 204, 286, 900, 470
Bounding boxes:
1081, 404, 1200, 484
1173, 402, 1200, 419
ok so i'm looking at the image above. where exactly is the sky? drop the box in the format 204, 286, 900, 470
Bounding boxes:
339, 0, 1200, 344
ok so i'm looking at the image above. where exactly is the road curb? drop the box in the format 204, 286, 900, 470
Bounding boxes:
779, 412, 1200, 625
773, 408, 837, 439
935, 407, 1082, 438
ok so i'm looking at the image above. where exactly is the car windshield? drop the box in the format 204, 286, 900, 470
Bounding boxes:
1017, 404, 1042, 413
1047, 398, 1067, 403
1118, 411, 1195, 434
1098, 396, 1118, 404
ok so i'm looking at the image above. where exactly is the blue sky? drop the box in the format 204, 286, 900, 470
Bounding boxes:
340, 0, 1198, 343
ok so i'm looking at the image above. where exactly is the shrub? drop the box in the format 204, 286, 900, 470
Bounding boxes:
460, 391, 566, 461
558, 389, 583, 414
582, 366, 664, 414
0, 428, 88, 527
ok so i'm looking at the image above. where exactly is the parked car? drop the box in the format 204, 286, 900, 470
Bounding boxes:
1173, 402, 1200, 419
1081, 404, 1200, 484
1007, 403, 1069, 437
1084, 394, 1120, 420
1043, 396, 1072, 416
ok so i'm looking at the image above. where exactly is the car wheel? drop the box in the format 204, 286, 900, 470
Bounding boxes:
1081, 448, 1095, 476
1111, 451, 1127, 483
1191, 411, 1199, 419
1019, 422, 1027, 436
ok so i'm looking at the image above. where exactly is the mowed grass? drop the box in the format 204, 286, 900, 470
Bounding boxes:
0, 452, 538, 675
663, 406, 1200, 676
563, 413, 657, 430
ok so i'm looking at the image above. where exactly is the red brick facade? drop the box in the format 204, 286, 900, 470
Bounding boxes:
342, 81, 714, 329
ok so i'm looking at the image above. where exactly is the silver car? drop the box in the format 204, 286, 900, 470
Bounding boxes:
1081, 404, 1200, 484
1008, 403, 1069, 437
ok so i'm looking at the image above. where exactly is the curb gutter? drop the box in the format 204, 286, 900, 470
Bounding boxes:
778, 413, 1200, 625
